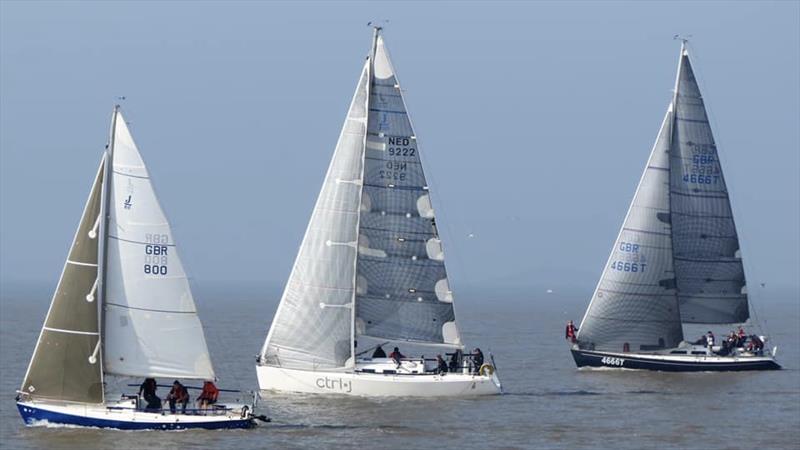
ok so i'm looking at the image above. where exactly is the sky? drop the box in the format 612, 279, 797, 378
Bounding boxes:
1, 1, 798, 301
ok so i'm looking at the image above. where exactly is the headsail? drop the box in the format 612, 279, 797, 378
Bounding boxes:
669, 45, 748, 324
577, 108, 684, 352
102, 110, 215, 380
20, 158, 105, 403
260, 61, 370, 370
355, 31, 462, 348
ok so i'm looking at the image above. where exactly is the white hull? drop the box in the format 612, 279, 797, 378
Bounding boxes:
256, 365, 502, 397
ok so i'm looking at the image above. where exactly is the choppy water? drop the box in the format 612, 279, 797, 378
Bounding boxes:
1, 283, 798, 449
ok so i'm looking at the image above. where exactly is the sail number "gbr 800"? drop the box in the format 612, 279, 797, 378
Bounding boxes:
143, 233, 169, 276
600, 356, 625, 367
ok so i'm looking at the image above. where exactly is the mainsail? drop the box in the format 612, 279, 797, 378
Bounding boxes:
261, 29, 462, 371
102, 110, 215, 380
355, 33, 461, 348
669, 47, 748, 324
577, 109, 683, 352
20, 158, 106, 403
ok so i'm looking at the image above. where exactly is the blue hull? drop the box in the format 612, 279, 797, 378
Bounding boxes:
17, 403, 254, 430
571, 349, 781, 372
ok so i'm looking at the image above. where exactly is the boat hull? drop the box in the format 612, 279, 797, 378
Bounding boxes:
17, 401, 255, 430
571, 349, 782, 372
256, 365, 502, 397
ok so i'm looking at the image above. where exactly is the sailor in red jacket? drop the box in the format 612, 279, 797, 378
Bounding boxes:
565, 320, 578, 343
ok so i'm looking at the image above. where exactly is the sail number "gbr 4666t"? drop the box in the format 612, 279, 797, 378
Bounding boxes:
600, 356, 625, 367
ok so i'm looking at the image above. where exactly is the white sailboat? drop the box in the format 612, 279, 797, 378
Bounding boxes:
572, 41, 780, 372
16, 106, 259, 429
256, 28, 502, 396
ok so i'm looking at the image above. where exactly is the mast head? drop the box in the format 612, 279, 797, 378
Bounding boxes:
673, 34, 692, 55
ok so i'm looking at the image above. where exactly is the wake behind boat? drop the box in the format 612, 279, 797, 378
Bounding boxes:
571, 40, 780, 372
256, 28, 501, 397
16, 106, 259, 429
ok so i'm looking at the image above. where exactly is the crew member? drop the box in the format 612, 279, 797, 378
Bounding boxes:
165, 380, 190, 414
197, 381, 220, 410
565, 320, 578, 343
388, 347, 405, 366
471, 348, 484, 374
435, 354, 448, 374
138, 378, 161, 411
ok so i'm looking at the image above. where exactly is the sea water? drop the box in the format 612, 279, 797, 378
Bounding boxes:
1, 282, 798, 449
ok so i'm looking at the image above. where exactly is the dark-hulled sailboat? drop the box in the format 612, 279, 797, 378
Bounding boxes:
572, 41, 780, 372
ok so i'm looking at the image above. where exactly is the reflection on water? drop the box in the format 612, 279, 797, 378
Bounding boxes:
1, 285, 798, 449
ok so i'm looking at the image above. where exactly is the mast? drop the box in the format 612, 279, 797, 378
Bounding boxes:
96, 104, 118, 387
350, 26, 380, 365
666, 40, 685, 330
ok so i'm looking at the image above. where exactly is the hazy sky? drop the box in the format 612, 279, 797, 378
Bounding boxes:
1, 1, 798, 298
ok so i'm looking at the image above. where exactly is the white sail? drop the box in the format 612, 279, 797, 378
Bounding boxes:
578, 108, 684, 352
102, 110, 215, 380
260, 61, 370, 370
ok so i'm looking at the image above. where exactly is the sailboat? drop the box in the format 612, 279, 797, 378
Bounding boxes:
256, 28, 502, 396
572, 41, 781, 372
16, 106, 258, 429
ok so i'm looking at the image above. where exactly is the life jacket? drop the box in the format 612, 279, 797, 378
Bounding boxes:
201, 382, 219, 401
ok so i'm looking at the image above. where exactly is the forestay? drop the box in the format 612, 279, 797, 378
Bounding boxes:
578, 109, 684, 352
261, 62, 370, 370
669, 47, 748, 324
103, 111, 215, 380
355, 33, 462, 348
20, 159, 106, 403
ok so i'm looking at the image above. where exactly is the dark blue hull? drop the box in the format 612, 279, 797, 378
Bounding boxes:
17, 403, 255, 430
571, 349, 781, 372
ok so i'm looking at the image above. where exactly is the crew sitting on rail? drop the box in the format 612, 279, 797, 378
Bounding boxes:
471, 348, 484, 374
372, 345, 387, 358
692, 334, 708, 346
165, 380, 190, 414
197, 381, 220, 410
747, 335, 764, 355
705, 331, 715, 350
448, 350, 462, 372
389, 347, 405, 366
138, 377, 161, 411
435, 354, 448, 374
